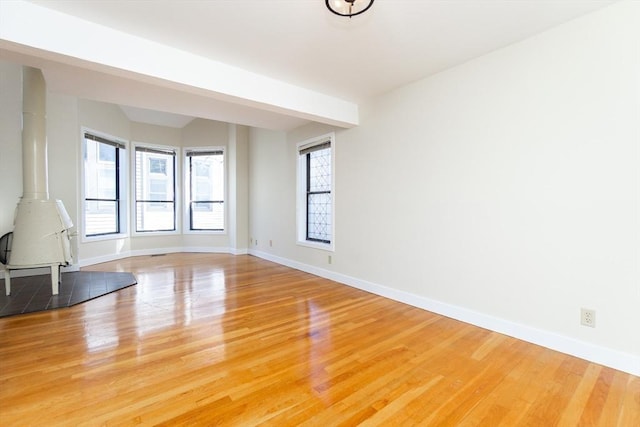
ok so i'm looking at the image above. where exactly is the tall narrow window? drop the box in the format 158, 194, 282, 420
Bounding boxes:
185, 149, 225, 231
297, 134, 334, 249
135, 146, 176, 232
83, 132, 125, 237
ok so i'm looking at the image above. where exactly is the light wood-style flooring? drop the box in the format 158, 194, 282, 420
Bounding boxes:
1, 253, 638, 426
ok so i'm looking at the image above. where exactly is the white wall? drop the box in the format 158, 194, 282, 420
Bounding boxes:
0, 61, 22, 236
248, 128, 290, 253
47, 93, 81, 261
248, 2, 640, 374
228, 124, 249, 254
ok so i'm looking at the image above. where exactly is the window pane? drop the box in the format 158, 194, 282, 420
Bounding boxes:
135, 150, 174, 200
309, 148, 331, 192
149, 158, 166, 175
188, 152, 224, 230
149, 178, 168, 201
98, 143, 116, 162
305, 145, 331, 243
297, 137, 333, 247
136, 202, 175, 231
307, 192, 332, 242
194, 159, 210, 177
84, 136, 121, 237
85, 200, 118, 235
191, 154, 224, 201
85, 140, 116, 199
136, 148, 176, 232
191, 202, 224, 230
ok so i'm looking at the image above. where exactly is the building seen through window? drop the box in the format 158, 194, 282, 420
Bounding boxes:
83, 133, 124, 236
135, 146, 176, 232
186, 149, 224, 231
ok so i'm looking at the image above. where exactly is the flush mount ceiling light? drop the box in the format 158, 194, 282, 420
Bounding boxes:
325, 0, 375, 18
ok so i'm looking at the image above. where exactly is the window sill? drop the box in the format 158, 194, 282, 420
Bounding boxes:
183, 229, 227, 235
131, 229, 180, 237
81, 232, 128, 243
296, 240, 334, 252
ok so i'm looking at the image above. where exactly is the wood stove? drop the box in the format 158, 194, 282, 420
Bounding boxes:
1, 67, 73, 296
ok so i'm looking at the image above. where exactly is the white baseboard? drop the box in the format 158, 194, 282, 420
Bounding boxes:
249, 249, 640, 377
78, 246, 247, 267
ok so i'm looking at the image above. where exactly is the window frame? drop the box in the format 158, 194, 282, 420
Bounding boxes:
132, 143, 179, 235
296, 133, 335, 252
80, 129, 128, 242
183, 147, 226, 234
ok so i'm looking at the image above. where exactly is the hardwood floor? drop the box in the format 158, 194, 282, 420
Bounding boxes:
0, 253, 638, 426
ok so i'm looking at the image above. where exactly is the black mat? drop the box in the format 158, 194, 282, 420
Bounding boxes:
0, 271, 137, 318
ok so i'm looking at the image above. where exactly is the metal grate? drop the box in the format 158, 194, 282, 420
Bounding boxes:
307, 147, 332, 243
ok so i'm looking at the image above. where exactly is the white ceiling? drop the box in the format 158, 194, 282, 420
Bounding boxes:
1, 0, 617, 130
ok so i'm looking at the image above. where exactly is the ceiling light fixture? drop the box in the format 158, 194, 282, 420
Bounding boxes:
325, 0, 375, 18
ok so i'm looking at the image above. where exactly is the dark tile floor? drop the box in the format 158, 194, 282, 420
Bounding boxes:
0, 271, 136, 318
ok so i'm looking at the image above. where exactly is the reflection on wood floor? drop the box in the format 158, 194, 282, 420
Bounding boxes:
0, 253, 638, 425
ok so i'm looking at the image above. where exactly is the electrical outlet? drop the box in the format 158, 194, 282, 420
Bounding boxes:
328, 255, 332, 264
269, 240, 273, 247
581, 308, 596, 328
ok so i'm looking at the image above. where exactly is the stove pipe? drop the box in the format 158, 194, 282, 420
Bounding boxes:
22, 66, 49, 200
6, 66, 73, 271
